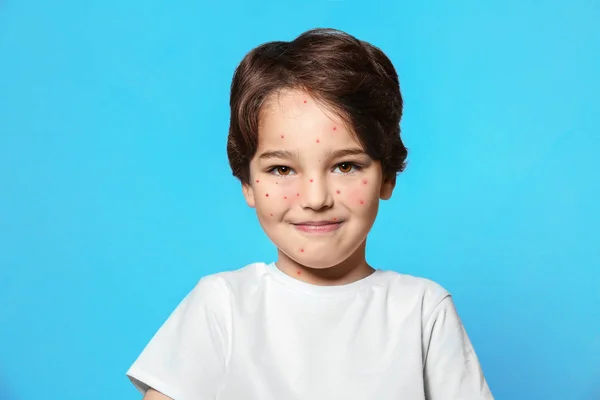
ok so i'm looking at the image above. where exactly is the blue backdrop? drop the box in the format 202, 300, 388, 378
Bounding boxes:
1, 1, 598, 399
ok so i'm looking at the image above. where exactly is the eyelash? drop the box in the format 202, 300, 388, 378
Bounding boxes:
266, 162, 363, 177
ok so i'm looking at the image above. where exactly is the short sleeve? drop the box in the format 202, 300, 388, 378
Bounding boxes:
126, 277, 230, 400
423, 296, 494, 400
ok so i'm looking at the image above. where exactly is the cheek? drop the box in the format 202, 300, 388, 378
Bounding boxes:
254, 180, 300, 217
337, 178, 379, 210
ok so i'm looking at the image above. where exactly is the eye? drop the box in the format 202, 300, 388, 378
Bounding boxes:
268, 166, 295, 176
334, 162, 362, 174
277, 166, 291, 175
338, 162, 353, 173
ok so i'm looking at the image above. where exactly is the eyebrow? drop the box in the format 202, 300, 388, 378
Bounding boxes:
258, 147, 367, 161
324, 148, 368, 159
258, 149, 300, 161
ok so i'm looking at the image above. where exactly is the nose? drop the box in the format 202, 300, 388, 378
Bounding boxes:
300, 176, 334, 211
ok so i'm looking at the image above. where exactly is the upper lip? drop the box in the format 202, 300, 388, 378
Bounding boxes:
293, 221, 342, 226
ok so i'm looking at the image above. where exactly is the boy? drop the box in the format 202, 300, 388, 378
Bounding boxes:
126, 28, 494, 399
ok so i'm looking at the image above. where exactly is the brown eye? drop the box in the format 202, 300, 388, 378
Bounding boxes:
277, 166, 291, 175
338, 163, 353, 173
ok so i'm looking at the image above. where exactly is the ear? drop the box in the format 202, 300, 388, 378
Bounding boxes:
242, 181, 256, 208
379, 174, 396, 200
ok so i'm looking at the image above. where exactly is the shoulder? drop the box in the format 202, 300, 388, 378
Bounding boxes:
376, 269, 450, 299
193, 261, 269, 299
172, 262, 267, 329
374, 269, 451, 321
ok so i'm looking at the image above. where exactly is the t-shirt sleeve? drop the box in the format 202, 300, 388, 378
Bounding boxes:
423, 295, 494, 400
126, 277, 229, 400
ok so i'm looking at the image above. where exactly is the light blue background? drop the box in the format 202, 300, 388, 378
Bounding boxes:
1, 0, 598, 399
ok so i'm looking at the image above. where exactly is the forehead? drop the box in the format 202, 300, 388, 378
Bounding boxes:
258, 89, 360, 149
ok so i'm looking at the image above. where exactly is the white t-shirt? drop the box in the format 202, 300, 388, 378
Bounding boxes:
126, 262, 494, 399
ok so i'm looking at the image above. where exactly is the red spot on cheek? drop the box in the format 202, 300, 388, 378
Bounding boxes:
360, 200, 364, 205
270, 213, 273, 216
336, 190, 341, 194
333, 126, 337, 131
332, 217, 337, 221
284, 196, 287, 200
363, 180, 368, 184
256, 180, 259, 183
303, 100, 307, 104
266, 193, 269, 197
281, 135, 284, 139
297, 271, 301, 275
310, 179, 314, 183
296, 193, 300, 196
316, 138, 320, 143
300, 248, 305, 253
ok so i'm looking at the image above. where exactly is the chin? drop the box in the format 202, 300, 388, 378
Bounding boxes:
296, 256, 340, 269
270, 231, 366, 269
284, 246, 351, 269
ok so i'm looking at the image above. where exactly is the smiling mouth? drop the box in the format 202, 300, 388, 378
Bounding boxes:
292, 221, 343, 233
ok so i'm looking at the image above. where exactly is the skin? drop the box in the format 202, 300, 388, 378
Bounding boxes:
143, 389, 172, 400
242, 89, 396, 286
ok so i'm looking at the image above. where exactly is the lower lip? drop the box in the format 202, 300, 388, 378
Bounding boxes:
294, 222, 342, 233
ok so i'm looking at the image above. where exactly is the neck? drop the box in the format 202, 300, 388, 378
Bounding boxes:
275, 241, 375, 286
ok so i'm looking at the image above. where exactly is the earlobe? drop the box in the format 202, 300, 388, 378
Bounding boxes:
242, 182, 256, 208
380, 175, 396, 200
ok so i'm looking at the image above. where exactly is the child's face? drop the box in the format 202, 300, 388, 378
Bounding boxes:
242, 89, 395, 269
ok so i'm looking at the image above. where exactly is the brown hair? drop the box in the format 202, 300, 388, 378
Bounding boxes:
226, 28, 408, 184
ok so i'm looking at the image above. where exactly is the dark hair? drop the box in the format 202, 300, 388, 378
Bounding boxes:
227, 27, 408, 184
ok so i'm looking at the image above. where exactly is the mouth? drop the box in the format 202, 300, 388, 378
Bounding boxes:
292, 220, 343, 233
